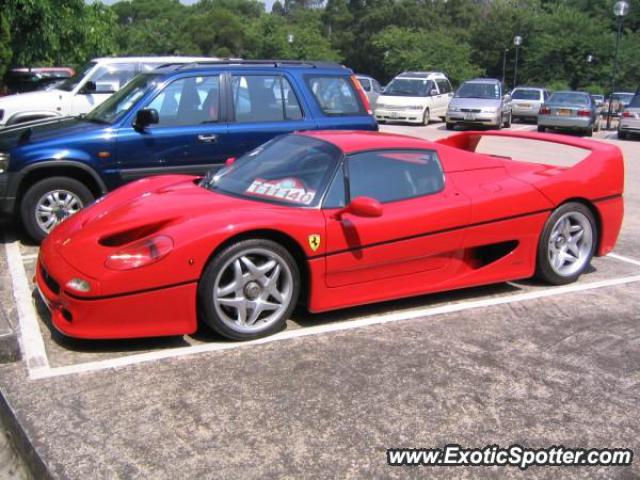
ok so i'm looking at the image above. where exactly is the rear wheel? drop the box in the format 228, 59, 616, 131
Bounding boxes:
20, 176, 94, 243
198, 239, 300, 340
422, 108, 430, 126
584, 126, 593, 137
618, 130, 627, 139
536, 202, 596, 285
537, 125, 546, 133
446, 122, 455, 130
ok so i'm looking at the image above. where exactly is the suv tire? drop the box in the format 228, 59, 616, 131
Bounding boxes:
21, 177, 94, 243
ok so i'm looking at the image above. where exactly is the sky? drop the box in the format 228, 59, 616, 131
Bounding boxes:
89, 0, 275, 11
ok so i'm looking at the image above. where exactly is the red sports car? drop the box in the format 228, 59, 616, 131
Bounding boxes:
36, 130, 624, 340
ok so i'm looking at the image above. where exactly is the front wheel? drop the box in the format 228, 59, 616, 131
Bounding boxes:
537, 125, 546, 133
504, 112, 512, 128
422, 108, 430, 126
20, 177, 94, 243
198, 239, 300, 340
536, 202, 597, 285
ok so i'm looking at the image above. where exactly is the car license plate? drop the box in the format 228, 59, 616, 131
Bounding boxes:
517, 103, 531, 109
464, 113, 476, 121
558, 109, 572, 116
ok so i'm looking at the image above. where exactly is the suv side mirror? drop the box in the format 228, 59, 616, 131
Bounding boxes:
430, 88, 439, 96
335, 196, 383, 219
81, 81, 96, 94
134, 108, 159, 130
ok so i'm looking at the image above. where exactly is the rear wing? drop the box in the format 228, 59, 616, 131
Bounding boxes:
436, 130, 624, 204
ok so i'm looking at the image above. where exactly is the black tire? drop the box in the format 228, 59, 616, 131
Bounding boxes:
20, 176, 94, 243
422, 108, 430, 126
535, 202, 597, 285
537, 125, 546, 133
504, 112, 512, 128
618, 130, 627, 139
584, 126, 593, 137
495, 114, 503, 130
446, 122, 455, 130
198, 238, 301, 340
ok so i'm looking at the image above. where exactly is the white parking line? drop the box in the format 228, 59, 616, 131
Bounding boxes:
4, 237, 49, 375
0, 244, 632, 380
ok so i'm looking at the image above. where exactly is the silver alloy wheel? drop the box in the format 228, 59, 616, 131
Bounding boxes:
212, 248, 293, 334
547, 211, 593, 277
35, 189, 83, 233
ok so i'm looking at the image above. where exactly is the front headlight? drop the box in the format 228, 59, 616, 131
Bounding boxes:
448, 106, 460, 113
376, 103, 387, 109
0, 153, 9, 174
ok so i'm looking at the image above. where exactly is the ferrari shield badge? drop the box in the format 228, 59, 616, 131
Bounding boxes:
308, 234, 321, 252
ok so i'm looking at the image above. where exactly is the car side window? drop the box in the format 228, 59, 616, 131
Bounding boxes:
146, 75, 221, 127
231, 74, 302, 123
373, 80, 383, 93
436, 79, 449, 94
306, 75, 365, 116
347, 149, 444, 204
358, 78, 371, 92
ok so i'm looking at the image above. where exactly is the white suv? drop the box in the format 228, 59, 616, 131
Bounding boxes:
0, 56, 213, 127
374, 72, 453, 125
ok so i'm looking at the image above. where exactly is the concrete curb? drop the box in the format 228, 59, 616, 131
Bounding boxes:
0, 388, 53, 480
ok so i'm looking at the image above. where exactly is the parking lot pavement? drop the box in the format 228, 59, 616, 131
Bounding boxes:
1, 124, 640, 479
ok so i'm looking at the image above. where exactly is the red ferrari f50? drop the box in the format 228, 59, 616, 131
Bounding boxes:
37, 130, 624, 340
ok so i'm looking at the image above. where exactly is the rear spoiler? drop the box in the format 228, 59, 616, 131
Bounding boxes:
436, 130, 624, 204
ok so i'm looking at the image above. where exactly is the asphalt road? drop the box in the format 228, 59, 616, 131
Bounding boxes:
0, 120, 639, 479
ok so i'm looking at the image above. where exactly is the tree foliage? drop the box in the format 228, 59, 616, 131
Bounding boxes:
1, 0, 639, 93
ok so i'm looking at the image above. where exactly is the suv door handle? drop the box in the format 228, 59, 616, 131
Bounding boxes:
197, 134, 218, 143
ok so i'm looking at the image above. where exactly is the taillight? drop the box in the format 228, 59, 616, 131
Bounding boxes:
622, 111, 635, 118
351, 75, 372, 115
539, 106, 551, 115
105, 235, 173, 270
577, 110, 591, 117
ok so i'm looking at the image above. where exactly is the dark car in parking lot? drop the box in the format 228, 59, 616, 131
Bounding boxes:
0, 60, 376, 241
537, 91, 599, 136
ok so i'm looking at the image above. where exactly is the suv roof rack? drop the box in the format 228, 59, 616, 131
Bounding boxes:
156, 59, 345, 71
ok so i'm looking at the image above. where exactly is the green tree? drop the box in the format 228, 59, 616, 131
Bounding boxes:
373, 26, 483, 85
0, 13, 11, 79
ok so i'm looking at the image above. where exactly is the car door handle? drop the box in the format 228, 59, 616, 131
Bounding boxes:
197, 134, 218, 143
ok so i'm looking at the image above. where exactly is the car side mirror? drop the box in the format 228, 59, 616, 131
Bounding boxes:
335, 196, 383, 220
81, 81, 96, 94
225, 156, 236, 166
430, 89, 439, 96
134, 108, 159, 130
503, 94, 511, 102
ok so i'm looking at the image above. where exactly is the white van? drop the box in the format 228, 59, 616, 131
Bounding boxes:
0, 56, 213, 127
374, 71, 453, 125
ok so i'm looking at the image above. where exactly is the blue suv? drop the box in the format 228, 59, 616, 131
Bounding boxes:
0, 60, 377, 241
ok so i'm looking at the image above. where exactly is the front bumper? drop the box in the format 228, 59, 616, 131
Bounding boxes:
446, 111, 501, 126
375, 108, 424, 123
537, 115, 592, 130
35, 245, 198, 339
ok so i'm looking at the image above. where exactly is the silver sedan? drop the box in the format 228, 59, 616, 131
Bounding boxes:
537, 91, 599, 136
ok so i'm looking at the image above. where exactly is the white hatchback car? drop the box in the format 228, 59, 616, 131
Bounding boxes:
0, 56, 213, 127
374, 72, 453, 125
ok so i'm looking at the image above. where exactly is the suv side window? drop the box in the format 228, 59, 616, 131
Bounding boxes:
436, 79, 449, 94
146, 75, 221, 126
231, 74, 302, 122
92, 63, 138, 93
306, 76, 365, 116
347, 149, 444, 204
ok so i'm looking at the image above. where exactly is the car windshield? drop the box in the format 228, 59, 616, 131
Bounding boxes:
548, 92, 590, 106
629, 95, 640, 108
203, 135, 341, 208
455, 82, 500, 99
383, 78, 430, 97
55, 62, 96, 92
84, 73, 158, 124
512, 89, 541, 100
